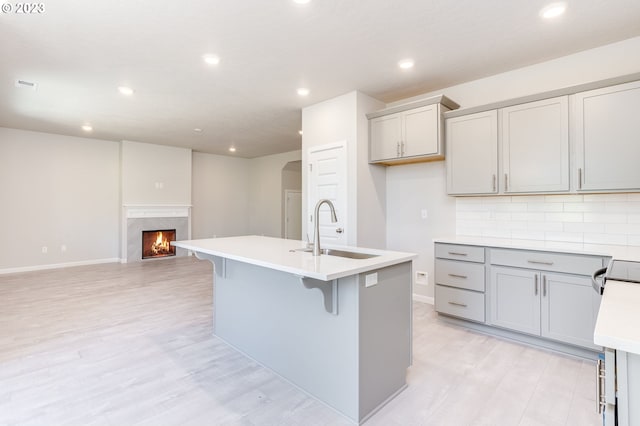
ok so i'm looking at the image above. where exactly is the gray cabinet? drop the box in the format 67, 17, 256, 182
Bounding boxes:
488, 248, 604, 350
434, 243, 485, 323
445, 110, 498, 195
489, 266, 540, 335
501, 96, 569, 193
446, 96, 569, 195
368, 96, 458, 165
573, 80, 640, 192
542, 272, 601, 350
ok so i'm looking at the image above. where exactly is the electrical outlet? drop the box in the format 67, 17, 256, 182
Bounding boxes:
421, 209, 428, 219
365, 273, 378, 288
41, 246, 48, 254
61, 245, 67, 252
415, 271, 428, 285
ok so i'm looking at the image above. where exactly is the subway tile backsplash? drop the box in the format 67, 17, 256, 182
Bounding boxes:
456, 194, 640, 247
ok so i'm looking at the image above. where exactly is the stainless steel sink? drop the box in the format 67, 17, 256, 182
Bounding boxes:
321, 249, 378, 259
289, 247, 378, 259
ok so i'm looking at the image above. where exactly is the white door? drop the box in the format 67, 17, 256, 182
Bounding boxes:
284, 190, 302, 240
307, 142, 348, 246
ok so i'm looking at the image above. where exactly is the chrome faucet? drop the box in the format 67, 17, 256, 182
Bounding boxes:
313, 199, 338, 256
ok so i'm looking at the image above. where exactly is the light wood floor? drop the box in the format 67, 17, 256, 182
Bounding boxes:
0, 257, 601, 425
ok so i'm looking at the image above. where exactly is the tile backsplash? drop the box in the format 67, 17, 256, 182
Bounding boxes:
456, 193, 640, 247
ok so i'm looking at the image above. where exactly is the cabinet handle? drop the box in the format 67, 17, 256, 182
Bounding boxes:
492, 174, 496, 192
534, 274, 538, 296
448, 301, 468, 308
401, 141, 405, 156
505, 173, 508, 191
448, 273, 468, 279
397, 141, 400, 157
447, 251, 468, 256
597, 358, 607, 414
543, 275, 547, 297
578, 168, 583, 190
527, 260, 554, 266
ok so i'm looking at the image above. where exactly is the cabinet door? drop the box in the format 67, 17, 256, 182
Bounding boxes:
446, 110, 498, 195
370, 113, 402, 161
501, 96, 569, 193
489, 267, 540, 335
574, 80, 640, 191
541, 272, 601, 350
403, 104, 439, 157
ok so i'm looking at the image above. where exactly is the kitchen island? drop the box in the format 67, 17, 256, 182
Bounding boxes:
172, 235, 416, 424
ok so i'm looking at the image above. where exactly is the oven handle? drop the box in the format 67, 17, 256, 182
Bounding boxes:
592, 267, 607, 294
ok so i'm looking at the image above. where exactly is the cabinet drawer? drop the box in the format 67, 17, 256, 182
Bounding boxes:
490, 249, 603, 275
435, 259, 485, 291
435, 243, 485, 263
435, 285, 485, 323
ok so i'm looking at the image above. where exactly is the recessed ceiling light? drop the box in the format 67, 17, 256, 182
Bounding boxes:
229, 146, 236, 153
539, 2, 567, 19
398, 59, 415, 70
194, 128, 203, 133
203, 54, 220, 66
293, 0, 311, 4
118, 86, 134, 96
298, 130, 303, 135
297, 88, 310, 96
81, 124, 93, 132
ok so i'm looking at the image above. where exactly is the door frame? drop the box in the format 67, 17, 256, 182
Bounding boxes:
284, 189, 302, 240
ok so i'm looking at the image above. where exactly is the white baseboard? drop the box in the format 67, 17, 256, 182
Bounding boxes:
412, 294, 434, 305
0, 258, 121, 275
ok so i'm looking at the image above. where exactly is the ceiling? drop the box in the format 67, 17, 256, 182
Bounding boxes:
1, 1, 640, 158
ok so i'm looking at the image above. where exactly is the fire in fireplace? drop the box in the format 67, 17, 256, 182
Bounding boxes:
142, 229, 176, 259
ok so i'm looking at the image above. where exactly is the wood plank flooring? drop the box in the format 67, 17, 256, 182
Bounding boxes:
0, 257, 602, 425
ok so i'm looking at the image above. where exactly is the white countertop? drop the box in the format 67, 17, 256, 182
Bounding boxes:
594, 280, 640, 354
172, 235, 417, 281
434, 235, 640, 261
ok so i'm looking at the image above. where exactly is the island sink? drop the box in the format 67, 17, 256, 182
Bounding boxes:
292, 247, 379, 259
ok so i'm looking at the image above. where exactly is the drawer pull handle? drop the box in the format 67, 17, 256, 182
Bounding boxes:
448, 251, 468, 256
448, 301, 467, 308
448, 273, 468, 279
534, 274, 538, 296
527, 260, 554, 266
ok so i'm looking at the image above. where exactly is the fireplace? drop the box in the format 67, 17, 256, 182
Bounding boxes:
141, 229, 176, 259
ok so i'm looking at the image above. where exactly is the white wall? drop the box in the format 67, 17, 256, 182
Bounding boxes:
386, 36, 640, 299
302, 91, 386, 248
0, 127, 120, 271
248, 150, 302, 238
121, 140, 192, 205
191, 152, 252, 239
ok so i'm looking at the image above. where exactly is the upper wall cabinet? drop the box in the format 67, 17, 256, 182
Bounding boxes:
367, 95, 459, 166
501, 96, 569, 193
444, 72, 640, 196
573, 80, 640, 192
446, 97, 569, 195
446, 110, 498, 195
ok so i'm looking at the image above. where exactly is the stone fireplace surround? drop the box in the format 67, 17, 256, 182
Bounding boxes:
122, 205, 190, 263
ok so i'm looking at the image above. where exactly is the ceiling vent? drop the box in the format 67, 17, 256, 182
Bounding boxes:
15, 79, 38, 90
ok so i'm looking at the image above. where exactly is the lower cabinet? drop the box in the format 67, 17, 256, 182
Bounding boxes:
434, 242, 606, 353
435, 285, 485, 323
489, 266, 601, 350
